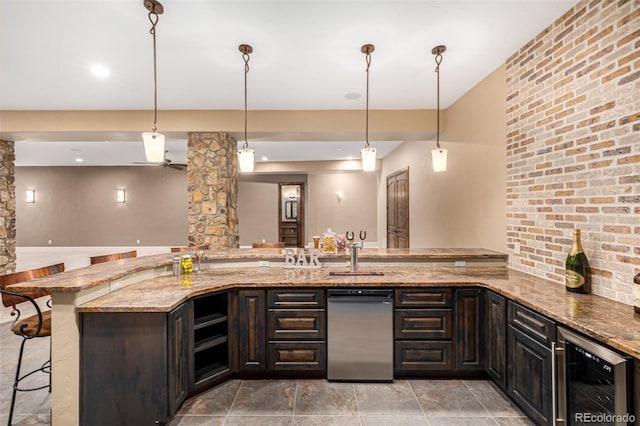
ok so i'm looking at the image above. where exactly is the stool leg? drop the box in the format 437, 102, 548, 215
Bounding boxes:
8, 337, 28, 426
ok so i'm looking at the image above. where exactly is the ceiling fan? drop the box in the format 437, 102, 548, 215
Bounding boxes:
133, 151, 187, 171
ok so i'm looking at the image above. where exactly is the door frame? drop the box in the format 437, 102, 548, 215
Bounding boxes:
277, 182, 305, 247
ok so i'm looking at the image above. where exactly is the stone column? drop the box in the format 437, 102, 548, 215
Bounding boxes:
187, 132, 239, 249
0, 140, 16, 273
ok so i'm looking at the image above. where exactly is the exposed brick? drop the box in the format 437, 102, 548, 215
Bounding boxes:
564, 94, 587, 107
589, 196, 615, 204
602, 206, 630, 214
616, 29, 640, 48
602, 65, 631, 83
589, 140, 615, 150
588, 25, 614, 45
589, 120, 616, 132
618, 112, 640, 125
617, 154, 640, 164
618, 70, 640, 85
589, 101, 616, 115
619, 175, 640, 184
603, 147, 631, 156
618, 50, 640, 67
588, 44, 614, 62
618, 195, 640, 203
616, 8, 640, 28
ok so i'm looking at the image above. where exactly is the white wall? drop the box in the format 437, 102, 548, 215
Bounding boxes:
237, 181, 279, 246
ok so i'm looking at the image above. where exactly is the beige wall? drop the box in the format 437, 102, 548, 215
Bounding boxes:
377, 65, 507, 251
237, 181, 279, 246
16, 167, 188, 246
307, 172, 378, 245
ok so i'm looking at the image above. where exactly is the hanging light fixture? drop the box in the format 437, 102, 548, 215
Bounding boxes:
431, 45, 447, 172
141, 0, 165, 163
360, 44, 376, 172
237, 44, 255, 173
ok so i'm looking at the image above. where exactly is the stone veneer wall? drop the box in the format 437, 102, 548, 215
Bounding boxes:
506, 0, 639, 304
0, 140, 16, 274
187, 132, 239, 249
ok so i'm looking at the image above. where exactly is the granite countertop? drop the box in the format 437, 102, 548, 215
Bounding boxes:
74, 264, 640, 360
8, 248, 507, 293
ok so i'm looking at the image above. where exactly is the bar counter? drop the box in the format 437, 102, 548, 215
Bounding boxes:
8, 248, 640, 425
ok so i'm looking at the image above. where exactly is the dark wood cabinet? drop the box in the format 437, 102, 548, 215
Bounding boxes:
237, 289, 267, 371
455, 288, 484, 371
395, 340, 454, 371
395, 288, 451, 307
168, 303, 190, 414
507, 300, 555, 426
81, 305, 191, 425
395, 308, 452, 340
486, 291, 507, 391
191, 292, 230, 390
266, 289, 326, 372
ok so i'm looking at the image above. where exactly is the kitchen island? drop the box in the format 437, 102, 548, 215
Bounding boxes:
10, 248, 640, 426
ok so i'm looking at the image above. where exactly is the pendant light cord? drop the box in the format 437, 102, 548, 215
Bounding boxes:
434, 51, 443, 150
364, 49, 372, 148
242, 50, 251, 150
148, 11, 160, 133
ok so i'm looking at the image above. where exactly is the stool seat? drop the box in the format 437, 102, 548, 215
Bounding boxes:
12, 310, 52, 337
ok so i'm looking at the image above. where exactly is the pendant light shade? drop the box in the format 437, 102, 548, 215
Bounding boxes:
431, 148, 447, 172
142, 0, 165, 162
431, 45, 447, 172
143, 131, 166, 163
361, 44, 376, 172
238, 44, 255, 173
238, 147, 255, 173
361, 146, 376, 172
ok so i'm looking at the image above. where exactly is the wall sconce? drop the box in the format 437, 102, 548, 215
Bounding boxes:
25, 189, 35, 203
116, 189, 126, 203
336, 191, 344, 203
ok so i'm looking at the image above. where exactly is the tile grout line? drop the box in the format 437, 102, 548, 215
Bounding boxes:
292, 379, 299, 421
407, 379, 430, 423
352, 383, 363, 426
223, 379, 244, 425
461, 379, 497, 423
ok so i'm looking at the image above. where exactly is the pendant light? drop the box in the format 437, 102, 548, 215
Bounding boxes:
431, 45, 447, 172
141, 0, 165, 163
237, 44, 255, 173
360, 44, 376, 172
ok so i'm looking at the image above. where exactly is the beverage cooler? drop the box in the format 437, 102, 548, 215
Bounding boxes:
553, 327, 634, 426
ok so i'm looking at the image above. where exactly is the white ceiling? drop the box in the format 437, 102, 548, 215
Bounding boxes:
1, 0, 578, 165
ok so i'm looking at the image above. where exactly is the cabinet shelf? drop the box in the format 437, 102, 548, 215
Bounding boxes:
194, 334, 227, 353
194, 313, 227, 330
194, 363, 229, 384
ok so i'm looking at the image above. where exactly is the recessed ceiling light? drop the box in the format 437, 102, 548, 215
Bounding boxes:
75, 157, 84, 163
261, 156, 268, 161
347, 156, 354, 160
345, 92, 361, 100
90, 64, 110, 78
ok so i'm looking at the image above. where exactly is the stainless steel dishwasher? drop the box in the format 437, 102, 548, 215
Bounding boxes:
327, 288, 394, 382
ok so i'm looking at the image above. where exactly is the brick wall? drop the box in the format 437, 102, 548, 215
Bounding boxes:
505, 0, 639, 304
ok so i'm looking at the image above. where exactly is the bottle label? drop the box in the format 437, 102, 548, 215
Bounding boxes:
566, 270, 585, 288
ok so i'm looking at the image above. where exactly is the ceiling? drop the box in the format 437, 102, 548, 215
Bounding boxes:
1, 0, 578, 166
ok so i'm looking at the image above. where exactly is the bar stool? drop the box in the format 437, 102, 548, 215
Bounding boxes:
89, 250, 137, 264
0, 263, 65, 426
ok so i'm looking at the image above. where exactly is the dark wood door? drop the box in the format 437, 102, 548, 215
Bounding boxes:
455, 288, 484, 371
278, 182, 305, 247
486, 291, 507, 391
238, 289, 266, 371
387, 168, 409, 248
507, 326, 553, 425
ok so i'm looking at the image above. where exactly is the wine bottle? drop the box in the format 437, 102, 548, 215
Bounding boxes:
634, 272, 640, 314
565, 229, 590, 294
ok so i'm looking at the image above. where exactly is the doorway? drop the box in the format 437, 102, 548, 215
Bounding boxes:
386, 168, 409, 248
278, 182, 305, 247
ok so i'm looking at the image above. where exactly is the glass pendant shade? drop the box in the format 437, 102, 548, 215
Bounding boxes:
361, 146, 377, 172
431, 147, 447, 172
142, 131, 166, 163
238, 147, 255, 173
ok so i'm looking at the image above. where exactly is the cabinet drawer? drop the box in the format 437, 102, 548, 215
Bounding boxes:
267, 309, 325, 340
395, 289, 452, 307
507, 301, 556, 348
395, 309, 452, 339
395, 340, 453, 371
268, 289, 325, 308
268, 342, 326, 371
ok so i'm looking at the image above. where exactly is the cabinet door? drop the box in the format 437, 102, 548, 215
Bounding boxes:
486, 291, 507, 391
395, 340, 453, 372
455, 288, 484, 371
168, 303, 190, 414
238, 289, 266, 371
507, 326, 553, 425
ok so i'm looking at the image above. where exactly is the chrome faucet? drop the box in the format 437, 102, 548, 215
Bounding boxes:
346, 230, 366, 273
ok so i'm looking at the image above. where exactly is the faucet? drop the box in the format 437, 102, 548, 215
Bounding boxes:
346, 231, 366, 273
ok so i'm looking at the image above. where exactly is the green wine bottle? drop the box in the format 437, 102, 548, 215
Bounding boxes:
634, 273, 640, 314
565, 229, 590, 294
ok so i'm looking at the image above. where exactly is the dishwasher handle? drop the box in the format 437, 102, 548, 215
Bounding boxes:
327, 295, 393, 304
